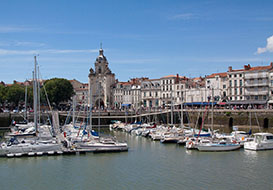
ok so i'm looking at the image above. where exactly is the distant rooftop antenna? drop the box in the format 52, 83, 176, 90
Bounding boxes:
100, 42, 102, 49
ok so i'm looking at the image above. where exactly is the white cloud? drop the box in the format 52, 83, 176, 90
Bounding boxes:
14, 41, 46, 47
170, 13, 196, 20
256, 35, 273, 54
0, 49, 98, 55
0, 26, 38, 33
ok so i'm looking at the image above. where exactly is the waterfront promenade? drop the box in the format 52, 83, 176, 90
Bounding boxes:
1, 109, 273, 132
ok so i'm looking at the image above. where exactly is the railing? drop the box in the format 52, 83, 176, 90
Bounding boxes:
245, 90, 268, 95
245, 82, 268, 87
244, 73, 268, 79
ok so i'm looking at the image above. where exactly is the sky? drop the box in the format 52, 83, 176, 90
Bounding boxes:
1, 0, 273, 83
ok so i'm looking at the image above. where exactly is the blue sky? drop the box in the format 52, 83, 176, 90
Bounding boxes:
1, 0, 273, 83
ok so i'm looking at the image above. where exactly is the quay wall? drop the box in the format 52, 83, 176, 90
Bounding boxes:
1, 110, 273, 132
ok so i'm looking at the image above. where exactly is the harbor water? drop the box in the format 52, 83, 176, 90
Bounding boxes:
0, 130, 272, 190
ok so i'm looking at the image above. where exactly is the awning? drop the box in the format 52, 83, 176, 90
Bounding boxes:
227, 100, 267, 105
121, 104, 131, 107
184, 102, 217, 106
268, 100, 273, 104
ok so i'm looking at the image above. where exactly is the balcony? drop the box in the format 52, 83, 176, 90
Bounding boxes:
245, 90, 268, 95
245, 81, 268, 87
244, 73, 268, 79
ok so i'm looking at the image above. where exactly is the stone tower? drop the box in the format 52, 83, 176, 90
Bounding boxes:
88, 48, 115, 108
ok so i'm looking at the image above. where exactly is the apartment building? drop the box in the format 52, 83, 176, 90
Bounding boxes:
227, 63, 273, 106
141, 78, 161, 108
205, 72, 228, 102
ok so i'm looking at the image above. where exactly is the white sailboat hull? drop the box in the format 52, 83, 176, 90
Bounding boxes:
197, 144, 241, 152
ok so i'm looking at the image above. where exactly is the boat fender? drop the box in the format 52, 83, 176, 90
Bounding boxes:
189, 141, 193, 145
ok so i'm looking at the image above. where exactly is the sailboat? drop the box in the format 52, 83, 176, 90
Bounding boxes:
66, 81, 128, 152
0, 56, 62, 157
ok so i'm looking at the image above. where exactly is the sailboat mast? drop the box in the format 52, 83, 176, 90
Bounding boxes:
38, 66, 41, 126
89, 86, 92, 129
72, 96, 76, 126
24, 82, 27, 121
181, 86, 184, 128
211, 87, 214, 133
33, 56, 38, 133
171, 88, 173, 126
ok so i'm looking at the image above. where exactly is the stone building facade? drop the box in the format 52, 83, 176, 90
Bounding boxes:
88, 48, 115, 108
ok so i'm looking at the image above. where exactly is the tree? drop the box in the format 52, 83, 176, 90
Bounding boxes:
0, 84, 7, 104
6, 84, 25, 107
42, 78, 74, 108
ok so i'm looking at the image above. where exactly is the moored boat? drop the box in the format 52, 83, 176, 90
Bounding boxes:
244, 133, 273, 151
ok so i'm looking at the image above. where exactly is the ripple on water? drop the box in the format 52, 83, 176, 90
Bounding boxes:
0, 132, 273, 190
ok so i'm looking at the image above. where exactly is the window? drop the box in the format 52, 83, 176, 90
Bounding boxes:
155, 92, 158, 97
207, 80, 210, 84
144, 92, 146, 97
240, 80, 242, 86
223, 85, 226, 89
240, 96, 243, 100
235, 88, 237, 95
234, 74, 237, 77
229, 75, 232, 78
263, 95, 267, 100
240, 74, 242, 77
163, 94, 165, 98
229, 80, 232, 87
240, 88, 242, 94
177, 85, 179, 90
234, 80, 237, 87
177, 92, 179, 96
150, 92, 152, 97
255, 96, 258, 100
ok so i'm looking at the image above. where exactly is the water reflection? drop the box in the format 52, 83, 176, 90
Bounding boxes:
0, 131, 273, 190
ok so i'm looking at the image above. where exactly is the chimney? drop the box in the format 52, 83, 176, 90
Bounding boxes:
244, 64, 251, 70
228, 66, 232, 72
176, 74, 179, 83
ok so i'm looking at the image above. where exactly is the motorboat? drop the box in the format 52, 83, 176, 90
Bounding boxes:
244, 133, 273, 151
0, 137, 62, 157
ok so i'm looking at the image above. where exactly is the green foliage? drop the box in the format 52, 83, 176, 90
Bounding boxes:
0, 84, 7, 103
6, 84, 25, 105
226, 112, 231, 117
42, 78, 74, 107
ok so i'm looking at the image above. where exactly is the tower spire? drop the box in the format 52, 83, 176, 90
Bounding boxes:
99, 42, 103, 56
